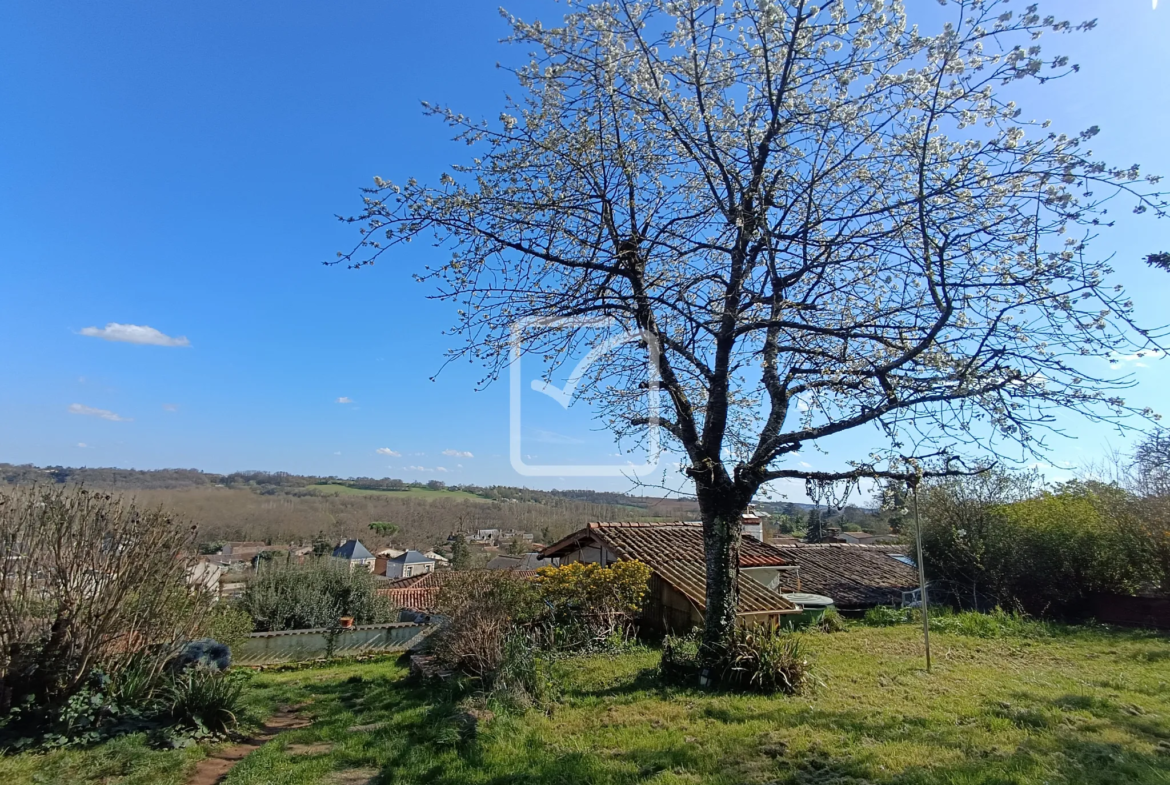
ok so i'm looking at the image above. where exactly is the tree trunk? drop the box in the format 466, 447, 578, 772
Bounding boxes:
697, 488, 749, 659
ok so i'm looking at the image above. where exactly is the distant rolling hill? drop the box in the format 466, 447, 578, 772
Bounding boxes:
0, 462, 700, 550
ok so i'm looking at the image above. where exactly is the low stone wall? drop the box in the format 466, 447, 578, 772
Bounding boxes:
235, 622, 433, 666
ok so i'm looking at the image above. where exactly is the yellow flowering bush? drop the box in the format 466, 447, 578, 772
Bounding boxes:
534, 560, 651, 619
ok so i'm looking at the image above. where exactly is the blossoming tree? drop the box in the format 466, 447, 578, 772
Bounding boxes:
338, 0, 1165, 653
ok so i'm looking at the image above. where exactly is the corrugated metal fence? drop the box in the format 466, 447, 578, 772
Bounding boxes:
235, 622, 434, 666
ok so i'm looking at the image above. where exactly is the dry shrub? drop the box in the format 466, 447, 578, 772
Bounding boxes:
430, 571, 541, 678
0, 485, 213, 713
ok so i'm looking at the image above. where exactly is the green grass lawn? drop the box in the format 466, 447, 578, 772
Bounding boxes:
306, 484, 491, 502
4, 624, 1170, 784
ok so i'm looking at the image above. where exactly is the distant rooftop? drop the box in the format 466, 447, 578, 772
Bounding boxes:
389, 549, 432, 564
333, 539, 374, 561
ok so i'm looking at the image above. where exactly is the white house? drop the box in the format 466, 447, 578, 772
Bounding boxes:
384, 550, 437, 579
332, 539, 376, 571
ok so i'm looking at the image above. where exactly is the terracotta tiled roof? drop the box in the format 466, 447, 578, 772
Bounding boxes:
654, 561, 797, 616
381, 587, 441, 613
381, 571, 445, 589
541, 522, 796, 616
773, 544, 919, 608
541, 522, 791, 567
377, 569, 539, 612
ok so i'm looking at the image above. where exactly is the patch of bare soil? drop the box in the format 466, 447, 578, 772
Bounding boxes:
185, 705, 313, 785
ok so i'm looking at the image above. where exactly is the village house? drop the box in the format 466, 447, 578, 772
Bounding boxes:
187, 559, 225, 595
540, 522, 802, 632
382, 549, 436, 579
464, 528, 534, 546
332, 539, 376, 571
422, 550, 450, 565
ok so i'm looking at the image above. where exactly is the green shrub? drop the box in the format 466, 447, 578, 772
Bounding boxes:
815, 607, 848, 633
714, 625, 812, 695
658, 626, 813, 695
919, 478, 1159, 615
860, 605, 913, 627
240, 559, 395, 631
929, 607, 1052, 638
107, 658, 161, 707
857, 605, 1054, 639
163, 667, 245, 736
658, 630, 702, 685
487, 632, 552, 709
2, 665, 159, 751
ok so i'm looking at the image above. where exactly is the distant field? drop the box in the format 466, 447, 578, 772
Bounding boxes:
307, 483, 492, 502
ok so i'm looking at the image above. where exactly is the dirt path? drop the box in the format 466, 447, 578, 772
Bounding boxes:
185, 704, 312, 785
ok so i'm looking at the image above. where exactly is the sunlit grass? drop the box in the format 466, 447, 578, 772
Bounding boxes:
4, 623, 1170, 784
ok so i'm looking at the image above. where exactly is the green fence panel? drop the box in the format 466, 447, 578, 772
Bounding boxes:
235, 622, 433, 666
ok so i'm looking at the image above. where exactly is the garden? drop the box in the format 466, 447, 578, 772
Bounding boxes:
4, 484, 1170, 784
3, 617, 1169, 785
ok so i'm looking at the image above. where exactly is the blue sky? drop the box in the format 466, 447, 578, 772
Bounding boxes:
1, 1, 1167, 499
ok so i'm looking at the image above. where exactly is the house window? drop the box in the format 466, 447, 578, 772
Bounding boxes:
888, 554, 915, 567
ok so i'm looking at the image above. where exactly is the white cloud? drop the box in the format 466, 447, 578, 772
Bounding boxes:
532, 429, 585, 445
442, 449, 473, 458
162, 403, 179, 412
1108, 350, 1165, 367
402, 465, 452, 474
77, 442, 89, 448
69, 403, 131, 422
799, 461, 812, 468
337, 397, 353, 404
79, 323, 190, 347
376, 448, 401, 457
